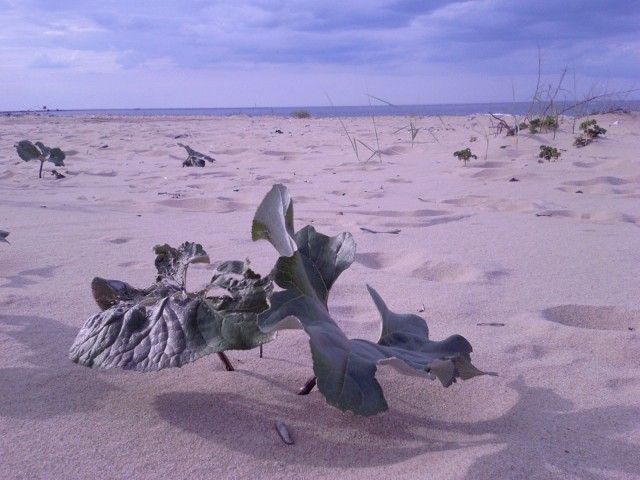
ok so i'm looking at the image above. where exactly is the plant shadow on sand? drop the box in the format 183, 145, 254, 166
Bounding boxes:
154, 376, 640, 476
0, 314, 119, 419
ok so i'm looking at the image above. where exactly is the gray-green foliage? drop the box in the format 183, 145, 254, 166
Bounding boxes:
70, 184, 491, 416
15, 140, 66, 178
69, 243, 274, 370
253, 185, 491, 415
291, 110, 311, 119
453, 148, 477, 166
539, 145, 561, 162
520, 116, 558, 134
574, 119, 607, 148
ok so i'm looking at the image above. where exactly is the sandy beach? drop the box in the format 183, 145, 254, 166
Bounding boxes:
1, 112, 639, 479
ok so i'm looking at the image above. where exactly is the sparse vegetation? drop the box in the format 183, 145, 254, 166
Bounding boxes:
520, 115, 558, 134
539, 145, 561, 162
454, 148, 477, 166
14, 140, 66, 178
580, 119, 607, 139
291, 110, 311, 119
573, 119, 607, 147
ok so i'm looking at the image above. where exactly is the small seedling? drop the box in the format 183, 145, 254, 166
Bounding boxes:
178, 143, 215, 167
539, 145, 561, 162
579, 119, 607, 139
15, 140, 66, 178
574, 119, 607, 148
291, 110, 311, 119
453, 148, 477, 166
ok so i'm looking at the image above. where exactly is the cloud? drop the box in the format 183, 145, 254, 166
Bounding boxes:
1, 0, 638, 109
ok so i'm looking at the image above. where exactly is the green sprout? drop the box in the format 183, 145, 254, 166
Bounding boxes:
579, 119, 607, 139
574, 119, 607, 147
539, 145, 561, 162
453, 148, 477, 166
15, 140, 66, 178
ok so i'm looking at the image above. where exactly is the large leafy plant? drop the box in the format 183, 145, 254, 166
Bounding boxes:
15, 140, 66, 178
70, 184, 492, 416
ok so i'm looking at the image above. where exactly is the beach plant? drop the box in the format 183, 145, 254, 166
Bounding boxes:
69, 184, 492, 417
539, 145, 561, 162
453, 148, 477, 166
573, 119, 607, 148
291, 110, 311, 119
0, 230, 9, 244
178, 143, 215, 167
521, 116, 558, 134
580, 119, 607, 139
14, 140, 66, 178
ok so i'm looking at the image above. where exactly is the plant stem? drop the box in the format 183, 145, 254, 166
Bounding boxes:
217, 352, 234, 371
39, 160, 44, 178
298, 375, 317, 395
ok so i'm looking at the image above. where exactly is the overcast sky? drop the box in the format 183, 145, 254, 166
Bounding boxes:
1, 0, 638, 110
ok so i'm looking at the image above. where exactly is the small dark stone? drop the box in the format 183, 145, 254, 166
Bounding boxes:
509, 177, 520, 182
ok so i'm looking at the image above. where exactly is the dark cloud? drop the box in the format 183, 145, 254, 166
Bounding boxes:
1, 0, 637, 109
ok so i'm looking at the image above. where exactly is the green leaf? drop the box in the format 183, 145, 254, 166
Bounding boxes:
255, 185, 491, 416
15, 140, 42, 162
48, 147, 66, 166
35, 141, 50, 157
251, 184, 297, 257
153, 242, 209, 289
69, 246, 274, 371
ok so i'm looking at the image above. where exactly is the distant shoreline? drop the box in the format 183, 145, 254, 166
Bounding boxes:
3, 100, 640, 119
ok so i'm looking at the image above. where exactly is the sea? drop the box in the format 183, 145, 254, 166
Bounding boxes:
5, 100, 640, 118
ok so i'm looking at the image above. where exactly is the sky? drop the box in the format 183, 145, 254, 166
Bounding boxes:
1, 0, 638, 110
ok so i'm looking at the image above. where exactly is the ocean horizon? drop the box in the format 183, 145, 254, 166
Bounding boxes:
4, 99, 639, 118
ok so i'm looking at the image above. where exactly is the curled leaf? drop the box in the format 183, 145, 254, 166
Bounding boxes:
15, 140, 42, 162
255, 184, 492, 416
178, 143, 215, 167
69, 245, 274, 371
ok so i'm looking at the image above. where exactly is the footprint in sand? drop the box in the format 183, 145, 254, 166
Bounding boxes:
106, 237, 131, 244
542, 305, 640, 331
562, 176, 633, 187
355, 252, 506, 284
156, 196, 247, 213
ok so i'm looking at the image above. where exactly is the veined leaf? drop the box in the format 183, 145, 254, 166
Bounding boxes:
255, 184, 492, 416
48, 147, 66, 166
35, 141, 50, 157
251, 183, 297, 257
153, 242, 209, 289
15, 140, 42, 162
69, 245, 274, 371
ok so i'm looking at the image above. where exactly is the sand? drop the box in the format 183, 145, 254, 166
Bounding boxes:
1, 112, 639, 479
